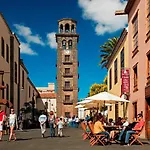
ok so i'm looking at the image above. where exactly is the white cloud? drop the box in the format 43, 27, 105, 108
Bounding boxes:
78, 0, 127, 35
20, 42, 37, 55
14, 24, 45, 46
47, 32, 57, 49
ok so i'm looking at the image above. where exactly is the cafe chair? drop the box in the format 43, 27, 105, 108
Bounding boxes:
81, 122, 92, 140
88, 122, 105, 146
129, 126, 144, 146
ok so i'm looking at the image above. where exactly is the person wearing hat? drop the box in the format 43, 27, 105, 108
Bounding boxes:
124, 113, 145, 146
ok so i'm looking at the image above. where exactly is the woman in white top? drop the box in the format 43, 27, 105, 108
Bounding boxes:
9, 108, 18, 141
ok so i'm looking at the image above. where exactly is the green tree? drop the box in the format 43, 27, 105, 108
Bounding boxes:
89, 83, 107, 96
99, 37, 118, 68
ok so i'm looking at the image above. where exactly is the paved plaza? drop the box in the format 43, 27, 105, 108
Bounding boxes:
0, 127, 150, 150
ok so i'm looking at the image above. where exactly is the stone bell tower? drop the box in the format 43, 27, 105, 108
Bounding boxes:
56, 18, 79, 117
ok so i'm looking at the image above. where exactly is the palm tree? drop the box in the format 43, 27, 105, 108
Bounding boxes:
99, 37, 118, 68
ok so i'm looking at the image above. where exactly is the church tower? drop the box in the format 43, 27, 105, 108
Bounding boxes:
56, 18, 79, 117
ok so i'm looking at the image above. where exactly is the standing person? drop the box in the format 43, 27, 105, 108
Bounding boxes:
8, 108, 18, 141
0, 106, 6, 141
48, 111, 55, 137
38, 112, 47, 138
57, 118, 64, 137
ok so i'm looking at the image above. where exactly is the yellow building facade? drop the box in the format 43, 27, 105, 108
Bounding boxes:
106, 28, 129, 121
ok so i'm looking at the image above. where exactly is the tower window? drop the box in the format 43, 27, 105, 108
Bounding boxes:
71, 24, 75, 33
65, 95, 70, 101
62, 40, 66, 49
65, 55, 70, 62
65, 81, 70, 88
2, 81, 4, 99
65, 23, 70, 32
65, 68, 70, 74
60, 24, 63, 33
68, 40, 72, 49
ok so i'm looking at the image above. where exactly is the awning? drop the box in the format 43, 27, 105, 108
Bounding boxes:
0, 99, 13, 108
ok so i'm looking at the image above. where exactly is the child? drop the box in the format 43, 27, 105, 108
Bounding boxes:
57, 118, 64, 137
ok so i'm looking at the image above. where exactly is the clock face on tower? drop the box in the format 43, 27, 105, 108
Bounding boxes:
65, 50, 70, 54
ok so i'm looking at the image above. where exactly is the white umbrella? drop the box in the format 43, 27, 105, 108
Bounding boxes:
75, 104, 84, 108
77, 99, 93, 104
85, 92, 129, 104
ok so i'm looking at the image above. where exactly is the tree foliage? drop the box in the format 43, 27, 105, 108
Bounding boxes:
99, 37, 118, 68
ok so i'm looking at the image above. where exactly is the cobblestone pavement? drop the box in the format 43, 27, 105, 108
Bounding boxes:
0, 127, 150, 150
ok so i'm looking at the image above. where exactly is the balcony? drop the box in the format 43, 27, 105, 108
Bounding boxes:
63, 99, 73, 105
63, 86, 73, 91
63, 60, 73, 65
63, 73, 73, 77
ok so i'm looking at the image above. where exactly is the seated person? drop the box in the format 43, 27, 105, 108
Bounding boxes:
124, 113, 144, 146
94, 115, 110, 141
108, 118, 113, 126
118, 117, 129, 141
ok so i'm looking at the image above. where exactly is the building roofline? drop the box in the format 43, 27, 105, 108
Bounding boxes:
124, 0, 135, 14
20, 59, 29, 74
0, 13, 12, 34
106, 28, 128, 68
58, 18, 77, 24
13, 33, 20, 45
27, 77, 39, 95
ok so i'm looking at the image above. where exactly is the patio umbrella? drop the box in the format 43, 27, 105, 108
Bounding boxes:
85, 92, 130, 104
75, 104, 85, 108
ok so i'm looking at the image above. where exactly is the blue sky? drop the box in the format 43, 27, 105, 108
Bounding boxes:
0, 0, 127, 99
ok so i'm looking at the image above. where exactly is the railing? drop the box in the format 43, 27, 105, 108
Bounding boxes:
63, 60, 73, 65
63, 86, 73, 91
63, 73, 73, 77
63, 99, 73, 104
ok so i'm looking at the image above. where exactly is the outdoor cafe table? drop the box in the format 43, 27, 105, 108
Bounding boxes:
104, 125, 121, 133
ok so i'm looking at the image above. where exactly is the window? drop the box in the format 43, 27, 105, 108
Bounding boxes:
22, 70, 24, 88
62, 40, 66, 49
65, 95, 70, 101
133, 102, 137, 120
2, 81, 4, 99
15, 62, 17, 84
65, 81, 70, 88
65, 68, 70, 74
29, 86, 31, 98
133, 64, 138, 90
147, 54, 150, 76
60, 24, 63, 33
6, 44, 9, 63
132, 13, 138, 51
1, 37, 4, 58
114, 59, 118, 84
120, 48, 124, 69
110, 106, 112, 111
65, 112, 70, 118
109, 68, 112, 90
147, 0, 150, 34
6, 84, 9, 100
68, 40, 72, 49
65, 23, 70, 32
65, 55, 70, 62
71, 24, 75, 33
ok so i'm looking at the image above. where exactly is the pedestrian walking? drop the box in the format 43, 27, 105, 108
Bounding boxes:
18, 113, 23, 131
38, 112, 47, 138
0, 106, 6, 141
57, 118, 64, 137
48, 111, 55, 137
8, 108, 18, 141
